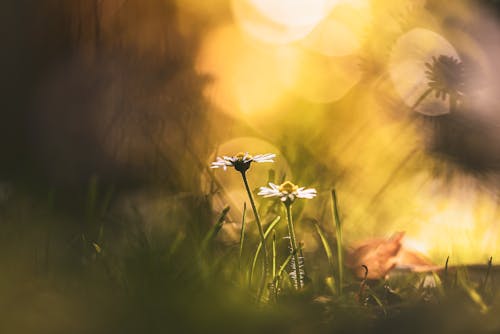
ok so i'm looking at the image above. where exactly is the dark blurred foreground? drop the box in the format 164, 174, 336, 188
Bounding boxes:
1, 188, 500, 334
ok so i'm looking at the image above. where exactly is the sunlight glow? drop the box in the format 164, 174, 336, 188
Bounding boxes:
196, 0, 500, 265
249, 0, 336, 27
412, 175, 500, 263
231, 0, 338, 44
277, 46, 362, 103
301, 2, 371, 57
196, 25, 286, 116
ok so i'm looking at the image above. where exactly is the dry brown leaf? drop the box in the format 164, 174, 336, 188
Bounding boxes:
346, 232, 405, 279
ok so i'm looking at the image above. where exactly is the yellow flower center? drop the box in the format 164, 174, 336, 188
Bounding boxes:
235, 152, 251, 160
279, 181, 298, 194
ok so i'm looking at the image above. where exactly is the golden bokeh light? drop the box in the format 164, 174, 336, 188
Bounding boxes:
196, 25, 287, 117
301, 2, 371, 57
246, 0, 335, 27
195, 0, 500, 263
410, 174, 500, 263
231, 0, 338, 44
277, 46, 362, 103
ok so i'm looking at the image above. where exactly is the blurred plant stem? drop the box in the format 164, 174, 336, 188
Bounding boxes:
250, 217, 280, 288
411, 87, 432, 110
238, 202, 247, 272
332, 189, 344, 296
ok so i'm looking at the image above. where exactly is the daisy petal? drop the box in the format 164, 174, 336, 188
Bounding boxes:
252, 153, 276, 163
269, 183, 280, 191
258, 186, 282, 198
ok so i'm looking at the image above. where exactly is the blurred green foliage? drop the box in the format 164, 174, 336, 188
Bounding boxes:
0, 184, 499, 334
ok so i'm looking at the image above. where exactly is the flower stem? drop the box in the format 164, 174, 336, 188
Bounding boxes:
285, 203, 302, 290
272, 231, 276, 279
240, 172, 269, 289
331, 189, 344, 296
411, 87, 432, 111
238, 202, 247, 272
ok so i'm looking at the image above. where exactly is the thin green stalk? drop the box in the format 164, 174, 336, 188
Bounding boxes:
331, 189, 344, 296
272, 231, 277, 279
285, 203, 302, 290
481, 256, 493, 293
366, 287, 387, 317
314, 223, 335, 277
200, 206, 230, 252
432, 272, 445, 297
269, 231, 278, 302
168, 232, 186, 259
277, 252, 293, 279
241, 172, 269, 289
458, 271, 489, 313
198, 206, 230, 280
411, 87, 432, 110
444, 256, 450, 288
239, 202, 247, 270
358, 265, 369, 304
249, 216, 281, 286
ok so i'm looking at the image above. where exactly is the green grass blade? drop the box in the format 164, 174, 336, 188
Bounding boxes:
325, 276, 336, 295
272, 231, 277, 279
197, 206, 230, 280
274, 244, 302, 293
457, 268, 489, 313
201, 206, 230, 251
366, 287, 387, 317
468, 289, 489, 314
249, 216, 281, 287
277, 252, 293, 279
239, 202, 247, 269
168, 232, 186, 259
481, 256, 493, 293
331, 189, 344, 296
461, 280, 489, 313
432, 271, 445, 297
443, 256, 450, 288
314, 222, 335, 275
276, 244, 303, 279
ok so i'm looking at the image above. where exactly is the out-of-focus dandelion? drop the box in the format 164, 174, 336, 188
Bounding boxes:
425, 55, 465, 101
211, 152, 275, 296
259, 181, 316, 290
389, 28, 463, 116
413, 55, 465, 111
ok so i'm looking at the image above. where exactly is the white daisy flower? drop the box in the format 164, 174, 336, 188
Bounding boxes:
258, 181, 317, 204
210, 152, 275, 173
